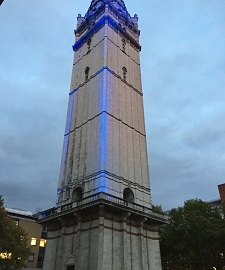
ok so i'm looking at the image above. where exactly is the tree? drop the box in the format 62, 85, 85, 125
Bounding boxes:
152, 204, 163, 213
160, 199, 225, 270
0, 195, 30, 270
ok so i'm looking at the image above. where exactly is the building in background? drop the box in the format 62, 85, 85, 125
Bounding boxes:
6, 208, 47, 269
218, 183, 225, 205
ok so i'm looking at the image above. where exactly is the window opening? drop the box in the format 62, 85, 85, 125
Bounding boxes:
31, 237, 37, 246
122, 67, 127, 81
122, 39, 126, 52
72, 187, 83, 202
123, 188, 134, 202
67, 266, 75, 270
28, 253, 35, 262
42, 227, 47, 232
87, 39, 91, 52
39, 239, 47, 247
85, 67, 90, 81
0, 253, 12, 259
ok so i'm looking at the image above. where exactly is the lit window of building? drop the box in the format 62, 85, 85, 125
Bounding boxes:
31, 237, 37, 246
0, 252, 12, 259
39, 239, 47, 247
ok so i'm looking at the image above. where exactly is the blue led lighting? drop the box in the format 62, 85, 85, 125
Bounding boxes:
65, 94, 74, 135
57, 94, 74, 196
99, 112, 107, 192
99, 67, 107, 192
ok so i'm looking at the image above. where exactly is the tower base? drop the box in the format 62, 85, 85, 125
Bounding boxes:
39, 193, 167, 270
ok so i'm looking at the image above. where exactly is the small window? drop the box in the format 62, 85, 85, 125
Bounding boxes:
85, 67, 90, 81
31, 237, 37, 246
87, 39, 91, 52
42, 227, 47, 232
122, 67, 127, 81
28, 253, 35, 262
67, 266, 75, 270
122, 39, 126, 52
39, 239, 47, 247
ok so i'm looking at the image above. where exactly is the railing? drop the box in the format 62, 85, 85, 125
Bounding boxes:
39, 192, 167, 221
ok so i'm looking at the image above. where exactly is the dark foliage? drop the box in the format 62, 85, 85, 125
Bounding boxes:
0, 195, 30, 270
160, 199, 225, 270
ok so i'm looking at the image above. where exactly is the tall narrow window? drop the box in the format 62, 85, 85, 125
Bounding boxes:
85, 67, 90, 81
87, 39, 91, 53
122, 39, 126, 52
122, 67, 127, 81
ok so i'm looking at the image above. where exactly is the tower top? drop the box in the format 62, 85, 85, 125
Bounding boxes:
87, 0, 130, 18
76, 0, 139, 42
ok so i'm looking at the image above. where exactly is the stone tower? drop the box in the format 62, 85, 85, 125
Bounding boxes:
39, 1, 167, 269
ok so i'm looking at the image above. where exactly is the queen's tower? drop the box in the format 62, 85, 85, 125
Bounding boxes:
39, 1, 167, 269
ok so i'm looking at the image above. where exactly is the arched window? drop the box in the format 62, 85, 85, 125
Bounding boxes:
123, 188, 134, 202
122, 67, 127, 81
122, 39, 126, 52
85, 67, 90, 81
87, 39, 91, 53
72, 187, 83, 202
66, 255, 76, 270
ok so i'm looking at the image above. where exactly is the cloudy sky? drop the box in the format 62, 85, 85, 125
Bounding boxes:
0, 0, 224, 213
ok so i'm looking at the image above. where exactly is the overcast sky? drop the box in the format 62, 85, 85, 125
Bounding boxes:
0, 0, 224, 213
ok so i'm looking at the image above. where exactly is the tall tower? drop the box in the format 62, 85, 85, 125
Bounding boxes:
39, 1, 167, 269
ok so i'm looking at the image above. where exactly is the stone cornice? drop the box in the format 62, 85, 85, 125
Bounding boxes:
38, 192, 168, 226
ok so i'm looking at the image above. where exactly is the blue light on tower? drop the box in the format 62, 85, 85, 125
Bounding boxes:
99, 67, 107, 192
